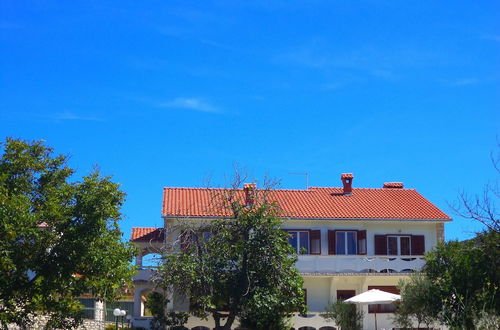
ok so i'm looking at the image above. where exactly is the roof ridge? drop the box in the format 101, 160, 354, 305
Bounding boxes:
163, 187, 314, 192
163, 186, 417, 191
309, 187, 416, 191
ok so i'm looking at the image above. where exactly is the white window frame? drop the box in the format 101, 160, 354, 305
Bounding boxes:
387, 235, 411, 256
288, 230, 310, 254
336, 231, 358, 255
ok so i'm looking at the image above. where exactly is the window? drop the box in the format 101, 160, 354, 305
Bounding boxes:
367, 286, 399, 313
375, 235, 425, 255
336, 231, 357, 255
337, 290, 355, 301
288, 231, 309, 254
387, 235, 411, 255
329, 230, 366, 255
287, 230, 321, 255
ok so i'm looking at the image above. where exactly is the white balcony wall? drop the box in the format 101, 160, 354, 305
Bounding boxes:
296, 255, 425, 273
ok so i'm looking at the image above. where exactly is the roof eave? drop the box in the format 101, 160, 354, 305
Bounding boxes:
162, 215, 452, 222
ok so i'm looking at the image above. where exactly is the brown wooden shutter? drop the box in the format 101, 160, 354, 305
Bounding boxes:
374, 235, 387, 255
328, 230, 336, 255
411, 235, 425, 255
310, 230, 321, 255
357, 230, 367, 255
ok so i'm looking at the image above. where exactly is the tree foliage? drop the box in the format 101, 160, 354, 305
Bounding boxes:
0, 138, 136, 328
145, 292, 189, 330
396, 231, 499, 329
321, 300, 363, 330
392, 274, 440, 329
155, 179, 306, 330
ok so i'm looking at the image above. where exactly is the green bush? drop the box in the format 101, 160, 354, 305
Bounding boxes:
321, 300, 363, 330
145, 291, 189, 330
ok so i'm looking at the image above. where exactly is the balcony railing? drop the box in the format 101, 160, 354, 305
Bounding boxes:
133, 267, 157, 282
295, 255, 425, 274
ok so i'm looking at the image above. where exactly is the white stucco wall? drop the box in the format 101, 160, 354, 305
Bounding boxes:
281, 219, 440, 255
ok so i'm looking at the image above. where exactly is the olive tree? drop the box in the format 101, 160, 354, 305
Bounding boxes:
154, 177, 307, 330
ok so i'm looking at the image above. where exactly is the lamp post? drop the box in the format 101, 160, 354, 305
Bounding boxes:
120, 309, 126, 329
113, 308, 121, 329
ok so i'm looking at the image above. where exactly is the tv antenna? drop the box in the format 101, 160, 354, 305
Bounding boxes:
289, 172, 309, 189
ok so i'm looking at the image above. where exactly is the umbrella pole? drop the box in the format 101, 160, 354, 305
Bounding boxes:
374, 310, 378, 330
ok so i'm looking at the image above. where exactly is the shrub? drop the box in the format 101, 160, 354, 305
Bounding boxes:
321, 300, 363, 330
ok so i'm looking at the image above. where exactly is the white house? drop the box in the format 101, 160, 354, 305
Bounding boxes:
131, 173, 451, 329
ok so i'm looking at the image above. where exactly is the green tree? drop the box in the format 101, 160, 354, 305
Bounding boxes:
321, 300, 363, 330
145, 292, 189, 330
424, 232, 499, 329
155, 181, 307, 330
396, 232, 499, 329
0, 138, 136, 329
393, 274, 440, 329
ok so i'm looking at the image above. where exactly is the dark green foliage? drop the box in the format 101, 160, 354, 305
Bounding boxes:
0, 138, 136, 328
393, 274, 440, 329
145, 292, 189, 330
156, 188, 307, 330
321, 300, 363, 330
396, 230, 499, 329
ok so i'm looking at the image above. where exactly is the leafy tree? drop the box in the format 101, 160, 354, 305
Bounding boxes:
425, 232, 499, 329
392, 274, 440, 329
0, 138, 136, 328
396, 231, 499, 329
145, 292, 189, 330
155, 179, 307, 330
321, 300, 363, 330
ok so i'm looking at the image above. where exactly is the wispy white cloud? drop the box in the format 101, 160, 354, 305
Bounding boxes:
50, 111, 104, 122
160, 97, 221, 113
449, 78, 480, 86
276, 40, 440, 78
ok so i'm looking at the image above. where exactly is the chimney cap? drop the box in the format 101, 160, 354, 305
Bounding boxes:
341, 173, 354, 179
383, 182, 404, 189
243, 183, 257, 190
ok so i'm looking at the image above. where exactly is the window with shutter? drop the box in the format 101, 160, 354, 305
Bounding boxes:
374, 235, 387, 255
357, 230, 367, 255
310, 230, 321, 255
336, 231, 357, 255
285, 230, 310, 254
387, 235, 412, 255
328, 230, 336, 255
368, 286, 399, 313
337, 290, 356, 301
411, 235, 425, 255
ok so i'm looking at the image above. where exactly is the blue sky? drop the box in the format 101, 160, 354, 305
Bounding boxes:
1, 1, 499, 241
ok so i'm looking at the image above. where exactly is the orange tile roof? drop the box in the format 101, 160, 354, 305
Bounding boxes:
162, 186, 450, 221
131, 227, 165, 242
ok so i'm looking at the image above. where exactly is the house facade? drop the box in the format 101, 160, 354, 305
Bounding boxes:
130, 174, 451, 329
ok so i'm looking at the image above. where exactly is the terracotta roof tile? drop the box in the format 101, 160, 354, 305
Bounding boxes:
161, 186, 450, 220
131, 227, 165, 242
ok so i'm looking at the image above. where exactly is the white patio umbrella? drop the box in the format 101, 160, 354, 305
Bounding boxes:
344, 289, 401, 330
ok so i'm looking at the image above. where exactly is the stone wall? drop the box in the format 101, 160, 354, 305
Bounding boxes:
6, 316, 117, 330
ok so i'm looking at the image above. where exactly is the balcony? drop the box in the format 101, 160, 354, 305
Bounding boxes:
133, 267, 156, 282
295, 255, 425, 274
